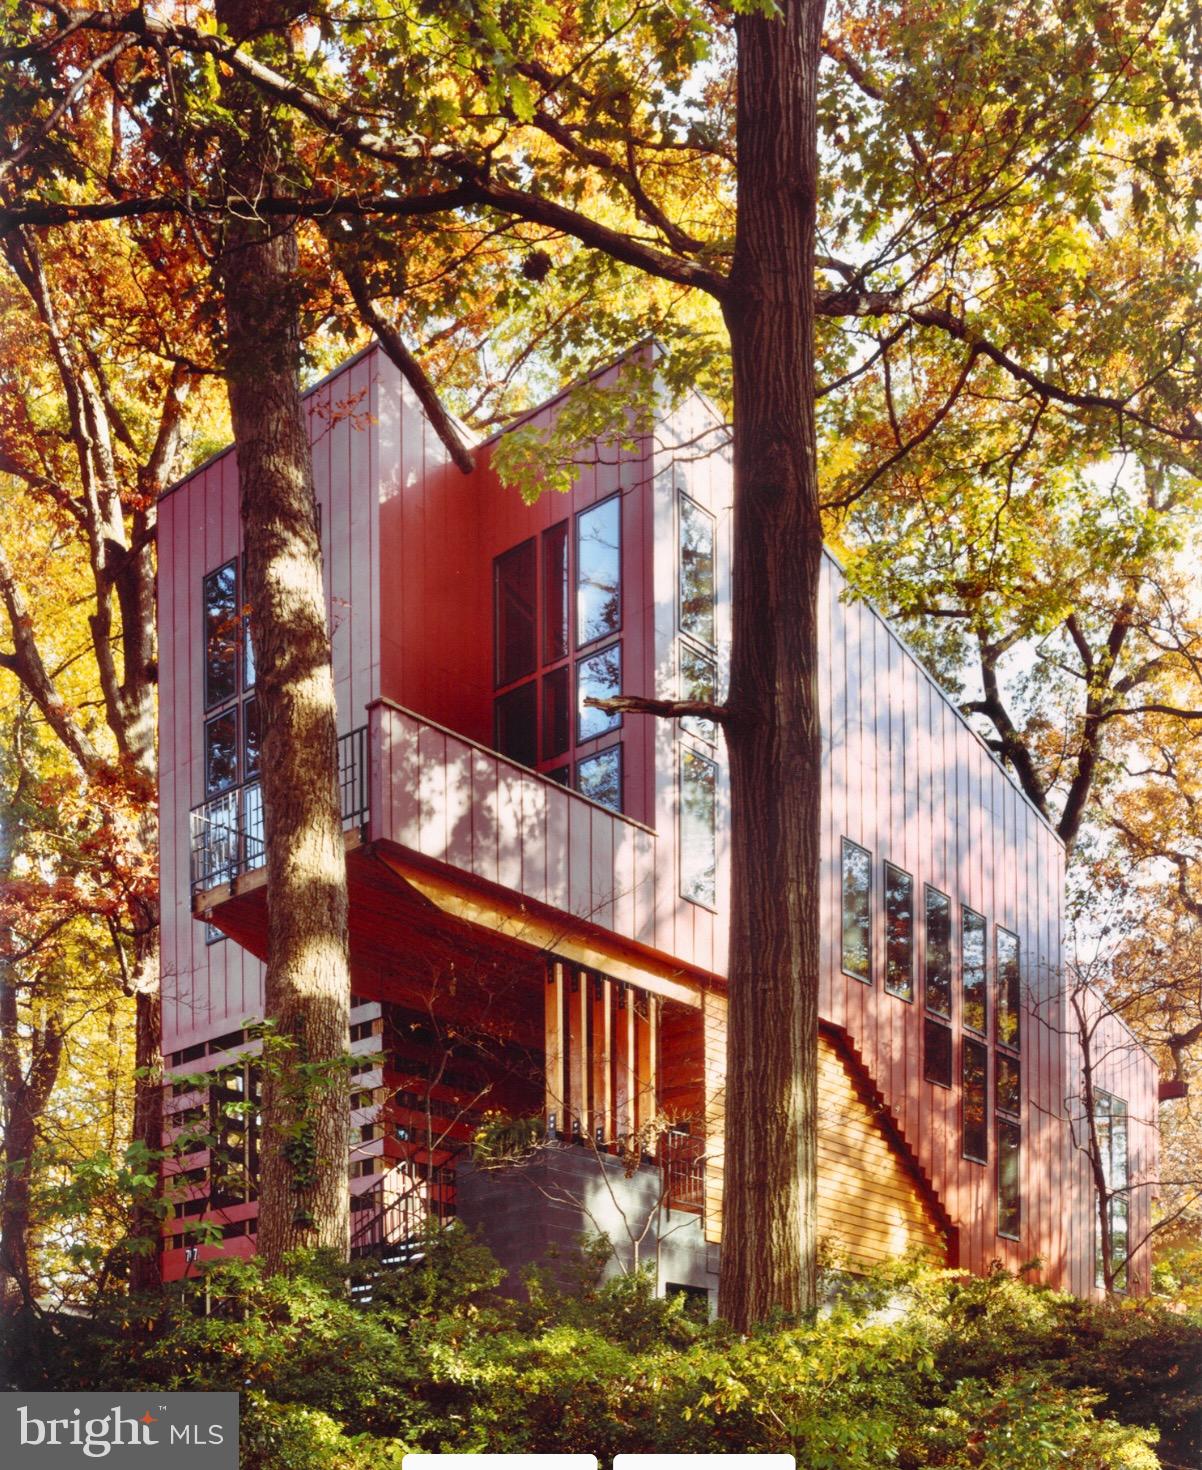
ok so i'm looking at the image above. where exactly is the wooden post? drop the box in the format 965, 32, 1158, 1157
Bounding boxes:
545, 962, 566, 1137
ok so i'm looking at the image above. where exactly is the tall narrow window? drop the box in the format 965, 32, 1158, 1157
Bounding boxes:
542, 666, 570, 762
996, 927, 1021, 1049
543, 521, 569, 661
962, 1037, 988, 1163
577, 746, 621, 812
996, 1052, 1021, 1117
577, 497, 621, 645
243, 695, 261, 778
681, 750, 717, 907
997, 1118, 1021, 1238
962, 906, 987, 1035
884, 862, 914, 1001
1094, 1091, 1130, 1290
204, 561, 238, 709
494, 539, 537, 686
204, 708, 238, 794
841, 839, 871, 983
577, 644, 622, 742
679, 644, 716, 744
924, 1016, 952, 1087
679, 495, 715, 645
494, 682, 538, 768
925, 886, 952, 1018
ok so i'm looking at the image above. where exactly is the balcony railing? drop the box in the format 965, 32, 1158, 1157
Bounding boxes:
190, 724, 370, 894
661, 1128, 706, 1215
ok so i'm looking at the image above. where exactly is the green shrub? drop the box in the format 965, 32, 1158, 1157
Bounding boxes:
10, 1232, 1198, 1468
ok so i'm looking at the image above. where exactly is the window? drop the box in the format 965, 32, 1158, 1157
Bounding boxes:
209, 1061, 261, 1208
494, 538, 537, 686
204, 708, 238, 795
996, 927, 1021, 1050
681, 749, 718, 907
577, 746, 621, 812
841, 840, 871, 982
924, 1016, 952, 1087
997, 1117, 1021, 1238
996, 1052, 1021, 1116
924, 886, 952, 1018
679, 644, 716, 744
204, 561, 239, 709
577, 643, 622, 743
1094, 1091, 1129, 1290
577, 497, 621, 645
679, 494, 715, 646
884, 862, 914, 1000
541, 666, 570, 762
243, 695, 261, 778
962, 1037, 988, 1163
495, 682, 538, 768
543, 521, 569, 661
962, 906, 987, 1035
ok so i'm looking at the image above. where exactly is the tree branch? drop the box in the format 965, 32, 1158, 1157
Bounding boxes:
338, 257, 474, 475
584, 694, 729, 723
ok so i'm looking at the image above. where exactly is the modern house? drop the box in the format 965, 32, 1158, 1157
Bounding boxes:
157, 344, 1159, 1302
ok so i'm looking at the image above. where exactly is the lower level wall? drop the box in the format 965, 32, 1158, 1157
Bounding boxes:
456, 1146, 717, 1310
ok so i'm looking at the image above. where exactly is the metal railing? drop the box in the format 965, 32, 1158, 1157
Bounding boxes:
661, 1128, 706, 1214
190, 724, 370, 894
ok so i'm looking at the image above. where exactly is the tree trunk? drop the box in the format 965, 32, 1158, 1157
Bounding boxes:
718, 0, 826, 1329
216, 0, 351, 1269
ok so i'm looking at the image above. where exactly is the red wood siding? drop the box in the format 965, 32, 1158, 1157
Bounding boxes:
157, 341, 1159, 1296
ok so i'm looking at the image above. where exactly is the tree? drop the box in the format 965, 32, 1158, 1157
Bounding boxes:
10, 0, 1202, 1326
212, 0, 352, 1266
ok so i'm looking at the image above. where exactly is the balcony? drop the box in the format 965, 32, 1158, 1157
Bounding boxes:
190, 725, 370, 894
189, 699, 721, 988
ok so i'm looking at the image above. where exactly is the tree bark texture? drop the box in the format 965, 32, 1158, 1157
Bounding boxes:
216, 0, 351, 1269
718, 0, 827, 1328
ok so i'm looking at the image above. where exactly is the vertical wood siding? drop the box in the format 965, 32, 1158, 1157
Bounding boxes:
159, 343, 1158, 1296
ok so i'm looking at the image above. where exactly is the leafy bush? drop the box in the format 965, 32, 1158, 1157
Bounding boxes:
10, 1232, 1196, 1469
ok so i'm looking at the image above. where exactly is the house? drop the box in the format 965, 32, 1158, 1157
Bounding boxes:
157, 343, 1159, 1302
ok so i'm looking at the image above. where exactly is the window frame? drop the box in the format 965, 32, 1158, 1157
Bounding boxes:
997, 1116, 1022, 1240
679, 746, 719, 910
996, 925, 1022, 1052
923, 1015, 953, 1089
924, 884, 953, 1019
203, 558, 240, 711
677, 491, 716, 648
840, 838, 872, 984
961, 1036, 989, 1165
575, 742, 623, 813
576, 641, 623, 745
575, 494, 622, 650
962, 904, 988, 1037
883, 860, 915, 1002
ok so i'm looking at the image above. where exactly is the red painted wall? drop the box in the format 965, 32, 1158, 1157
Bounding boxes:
157, 342, 1158, 1296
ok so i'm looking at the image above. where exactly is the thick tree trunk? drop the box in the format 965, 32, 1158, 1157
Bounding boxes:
216, 0, 351, 1269
718, 0, 826, 1329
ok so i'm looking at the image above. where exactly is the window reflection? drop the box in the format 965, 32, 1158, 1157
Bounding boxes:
577, 644, 622, 743
925, 886, 952, 1017
681, 750, 717, 906
679, 495, 715, 645
962, 1037, 988, 1162
998, 1118, 1021, 1237
205, 708, 238, 795
884, 862, 914, 1000
962, 906, 987, 1035
204, 561, 238, 709
577, 498, 621, 646
577, 746, 621, 812
841, 839, 871, 982
997, 927, 1021, 1049
679, 644, 716, 744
